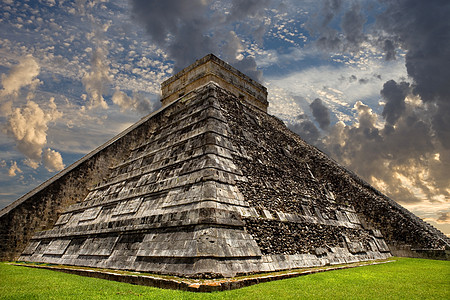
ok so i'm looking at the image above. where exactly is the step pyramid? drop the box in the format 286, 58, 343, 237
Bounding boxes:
18, 54, 448, 277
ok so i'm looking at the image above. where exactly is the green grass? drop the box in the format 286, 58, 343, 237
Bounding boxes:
0, 258, 449, 299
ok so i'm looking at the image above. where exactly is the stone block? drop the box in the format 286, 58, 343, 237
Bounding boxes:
79, 207, 102, 221
45, 239, 71, 255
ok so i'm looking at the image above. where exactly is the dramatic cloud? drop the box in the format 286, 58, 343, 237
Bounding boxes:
227, 0, 271, 21
320, 93, 449, 210
311, 0, 450, 148
383, 39, 396, 61
309, 98, 330, 130
380, 80, 410, 126
131, 0, 216, 71
130, 0, 271, 80
340, 2, 366, 49
376, 0, 450, 149
300, 0, 450, 224
322, 101, 432, 204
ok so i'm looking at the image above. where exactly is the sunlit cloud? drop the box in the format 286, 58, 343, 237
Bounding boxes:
7, 160, 21, 177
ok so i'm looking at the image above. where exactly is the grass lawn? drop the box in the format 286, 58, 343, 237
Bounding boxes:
0, 257, 449, 299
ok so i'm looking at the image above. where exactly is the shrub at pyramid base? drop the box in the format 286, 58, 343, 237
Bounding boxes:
16, 55, 449, 277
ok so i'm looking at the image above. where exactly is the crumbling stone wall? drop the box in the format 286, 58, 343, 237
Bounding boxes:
244, 218, 375, 255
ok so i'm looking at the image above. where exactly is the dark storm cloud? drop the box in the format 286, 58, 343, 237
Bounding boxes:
309, 98, 330, 130
323, 101, 439, 204
307, 0, 341, 51
377, 0, 450, 148
130, 0, 214, 71
228, 0, 271, 21
383, 39, 396, 61
288, 115, 320, 145
358, 78, 369, 84
340, 3, 366, 48
321, 91, 447, 205
306, 0, 450, 207
321, 0, 343, 27
311, 0, 450, 148
310, 0, 366, 52
130, 0, 272, 80
380, 80, 410, 126
377, 0, 450, 100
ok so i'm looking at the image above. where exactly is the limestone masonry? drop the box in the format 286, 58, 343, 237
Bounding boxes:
1, 54, 448, 277
161, 54, 268, 111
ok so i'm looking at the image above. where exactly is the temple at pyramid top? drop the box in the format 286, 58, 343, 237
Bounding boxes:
161, 54, 268, 112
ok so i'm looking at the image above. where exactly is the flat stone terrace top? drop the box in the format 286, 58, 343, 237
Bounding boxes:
161, 54, 268, 112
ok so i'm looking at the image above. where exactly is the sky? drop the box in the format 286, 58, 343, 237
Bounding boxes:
0, 0, 449, 236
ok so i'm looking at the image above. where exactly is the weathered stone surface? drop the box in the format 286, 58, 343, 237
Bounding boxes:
2, 55, 448, 278
0, 112, 155, 261
161, 54, 268, 111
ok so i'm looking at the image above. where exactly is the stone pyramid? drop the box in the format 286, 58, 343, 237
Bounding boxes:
16, 54, 448, 277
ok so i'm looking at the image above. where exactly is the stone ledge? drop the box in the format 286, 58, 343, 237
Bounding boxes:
31, 210, 246, 239
10, 259, 395, 292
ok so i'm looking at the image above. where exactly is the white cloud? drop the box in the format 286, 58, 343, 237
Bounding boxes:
42, 148, 65, 172
7, 99, 63, 168
8, 161, 22, 177
0, 55, 40, 97
267, 83, 304, 123
112, 87, 134, 111
0, 55, 41, 115
24, 158, 40, 169
82, 47, 110, 109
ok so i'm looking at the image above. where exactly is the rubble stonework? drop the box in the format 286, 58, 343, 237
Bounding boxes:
1, 55, 448, 277
216, 86, 449, 255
